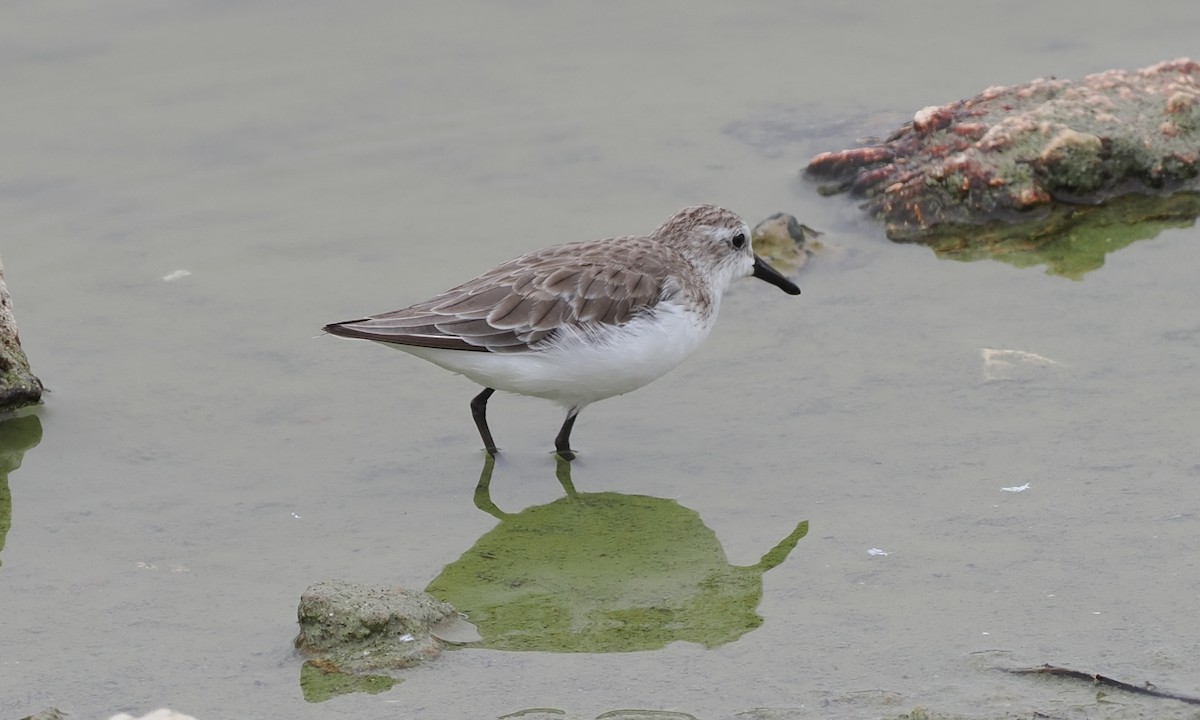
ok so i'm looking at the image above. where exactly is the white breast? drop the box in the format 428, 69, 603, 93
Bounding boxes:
392, 300, 715, 410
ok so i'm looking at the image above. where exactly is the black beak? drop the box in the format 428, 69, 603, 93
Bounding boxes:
752, 255, 801, 295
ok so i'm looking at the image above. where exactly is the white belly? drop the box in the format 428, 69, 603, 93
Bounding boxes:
389, 303, 714, 409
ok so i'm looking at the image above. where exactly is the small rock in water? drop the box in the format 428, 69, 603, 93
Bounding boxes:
0, 256, 43, 412
295, 579, 468, 674
751, 212, 823, 272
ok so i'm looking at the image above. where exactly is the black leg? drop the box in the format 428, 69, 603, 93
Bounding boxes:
470, 388, 498, 456
553, 453, 578, 496
472, 453, 505, 519
554, 407, 580, 461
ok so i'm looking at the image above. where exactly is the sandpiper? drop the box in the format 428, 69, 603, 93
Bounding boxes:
324, 205, 800, 459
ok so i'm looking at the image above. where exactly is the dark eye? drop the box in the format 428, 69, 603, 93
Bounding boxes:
731, 232, 746, 249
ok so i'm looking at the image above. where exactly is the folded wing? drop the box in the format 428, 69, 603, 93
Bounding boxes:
323, 239, 672, 353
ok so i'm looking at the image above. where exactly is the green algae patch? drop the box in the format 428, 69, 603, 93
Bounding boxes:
917, 191, 1200, 278
425, 456, 808, 653
298, 659, 398, 703
0, 413, 43, 569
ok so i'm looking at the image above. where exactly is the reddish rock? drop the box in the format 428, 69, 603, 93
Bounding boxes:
807, 59, 1200, 243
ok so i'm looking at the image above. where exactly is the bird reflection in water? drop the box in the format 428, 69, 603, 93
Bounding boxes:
427, 454, 808, 653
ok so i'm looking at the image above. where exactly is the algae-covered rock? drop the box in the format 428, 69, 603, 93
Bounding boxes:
0, 257, 43, 412
295, 580, 458, 674
751, 213, 823, 273
425, 456, 808, 653
806, 59, 1200, 277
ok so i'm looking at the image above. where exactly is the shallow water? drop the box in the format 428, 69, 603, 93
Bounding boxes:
3, 2, 1200, 719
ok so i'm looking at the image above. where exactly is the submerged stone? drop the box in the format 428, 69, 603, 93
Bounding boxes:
751, 213, 823, 272
294, 580, 460, 675
806, 59, 1200, 276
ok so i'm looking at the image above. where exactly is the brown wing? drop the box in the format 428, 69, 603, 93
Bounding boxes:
323, 237, 675, 353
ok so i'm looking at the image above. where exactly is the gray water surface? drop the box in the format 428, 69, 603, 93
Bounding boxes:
3, 3, 1200, 719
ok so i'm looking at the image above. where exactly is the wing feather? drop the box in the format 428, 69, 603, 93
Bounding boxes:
323, 237, 677, 353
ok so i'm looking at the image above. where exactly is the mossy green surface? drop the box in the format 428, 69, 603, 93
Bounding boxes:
426, 457, 807, 653
904, 192, 1200, 278
0, 413, 43, 568
298, 660, 398, 703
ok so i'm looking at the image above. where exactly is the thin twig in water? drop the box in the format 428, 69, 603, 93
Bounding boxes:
1007, 664, 1200, 705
